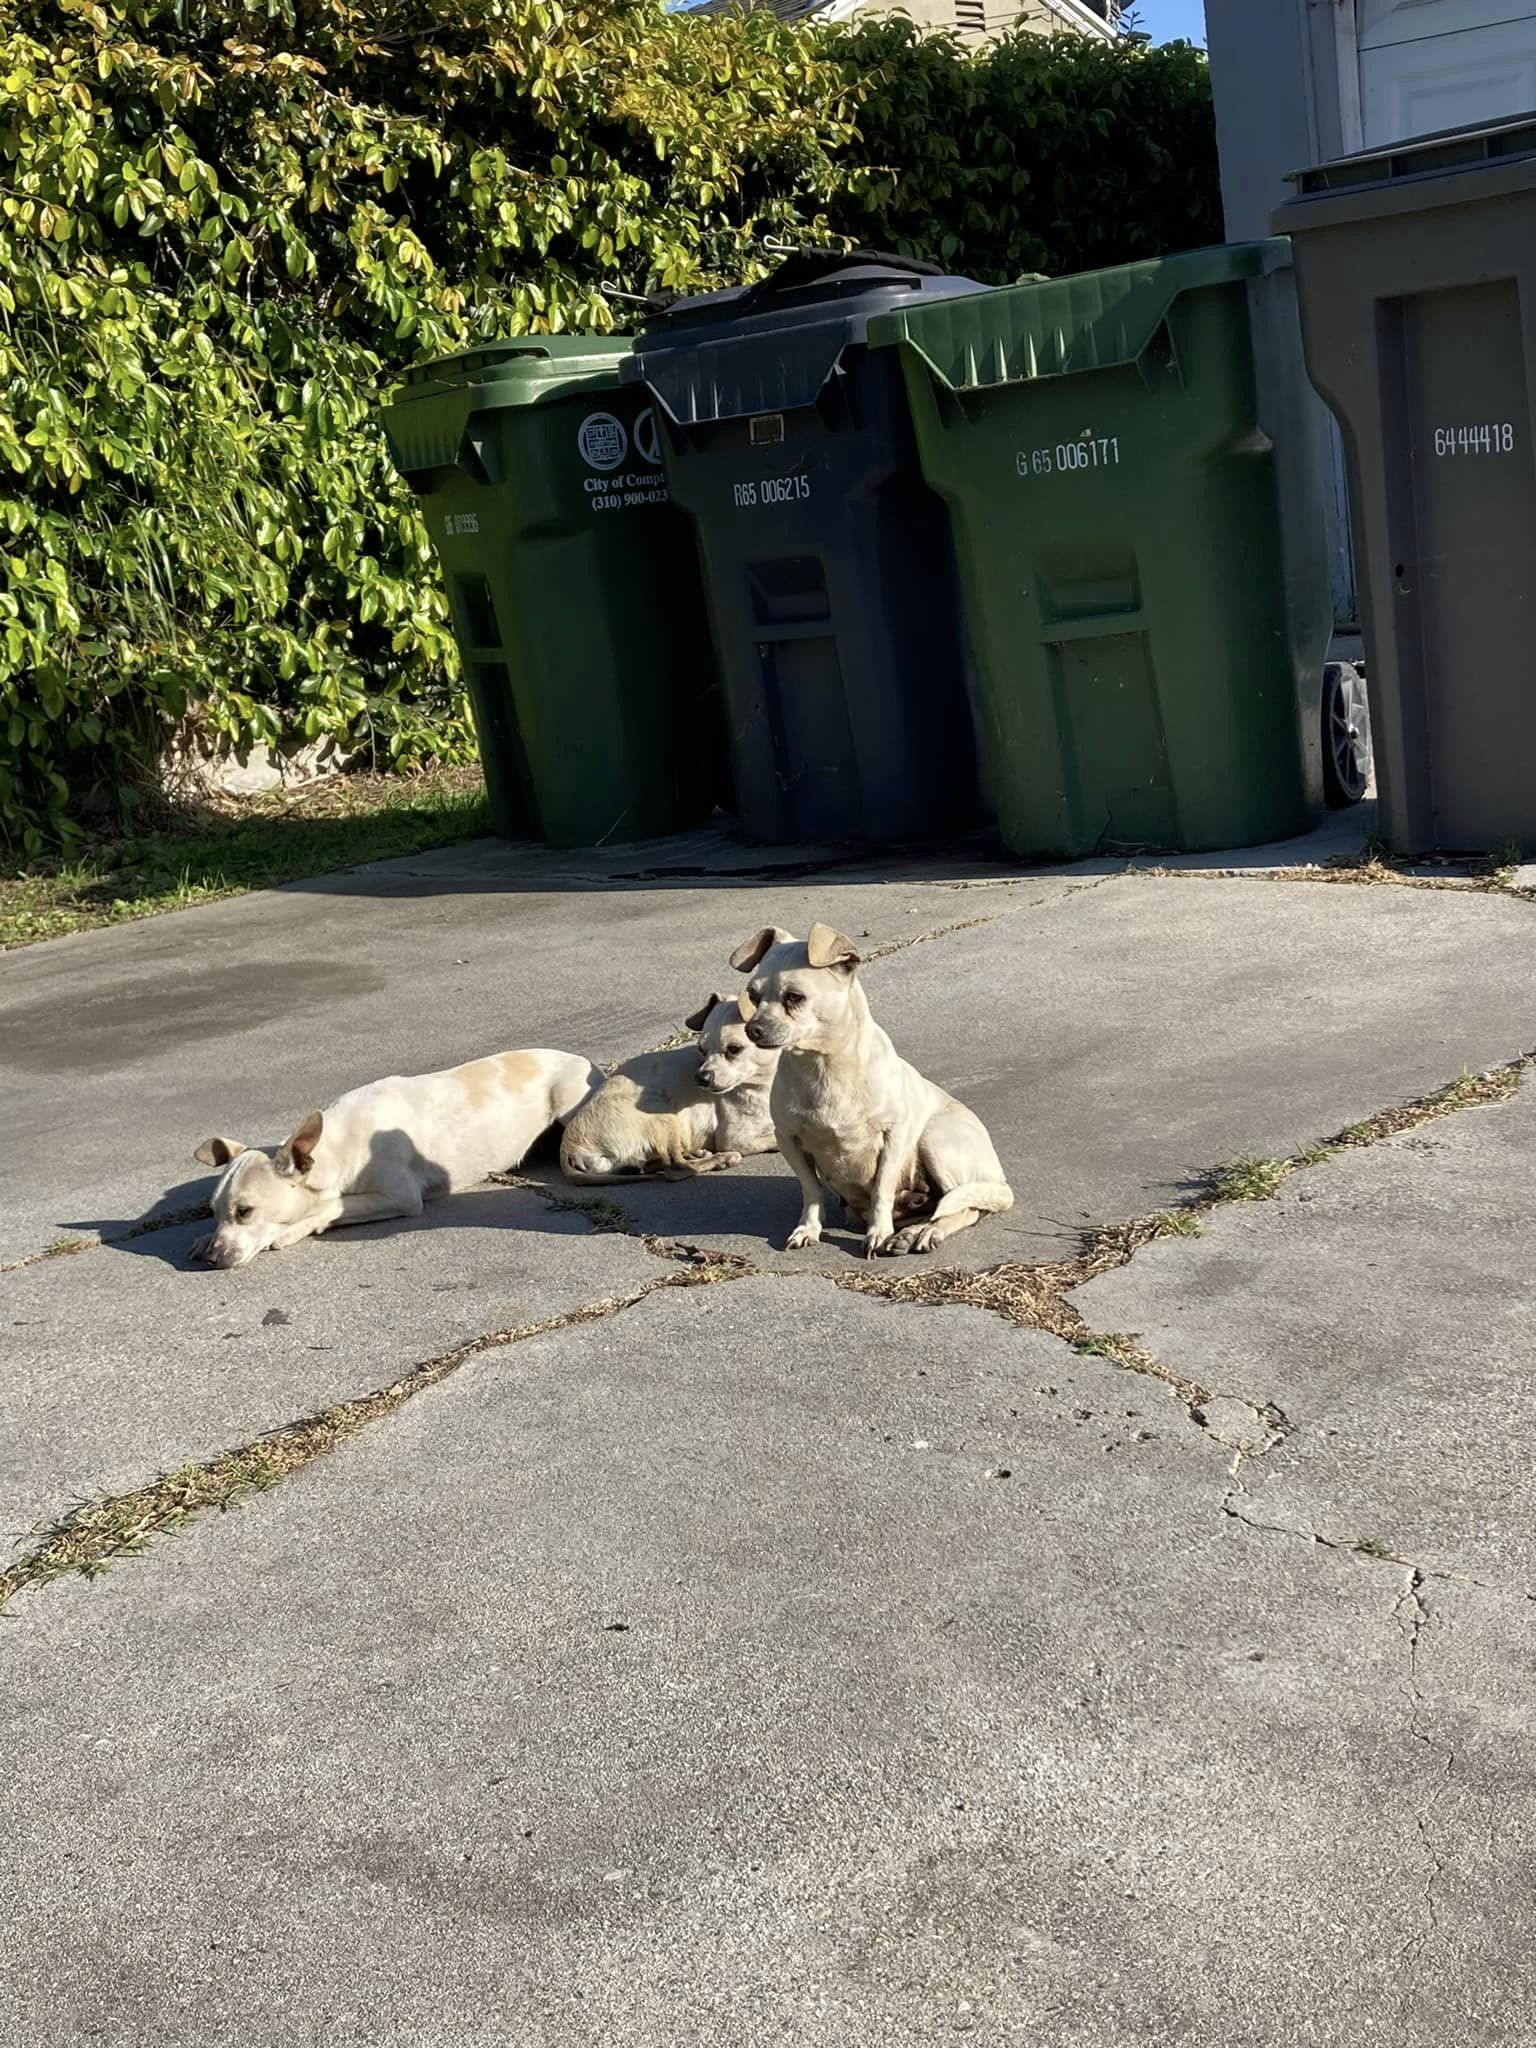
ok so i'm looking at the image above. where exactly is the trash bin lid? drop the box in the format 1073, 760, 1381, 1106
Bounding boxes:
381, 335, 636, 481
393, 333, 634, 411
628, 247, 986, 423
866, 240, 1288, 393
1275, 113, 1536, 233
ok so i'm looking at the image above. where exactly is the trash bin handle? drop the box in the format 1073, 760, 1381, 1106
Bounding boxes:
1134, 316, 1183, 392
456, 427, 502, 486
741, 246, 947, 314
399, 427, 501, 490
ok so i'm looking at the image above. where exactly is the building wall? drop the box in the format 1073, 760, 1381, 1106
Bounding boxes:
1205, 0, 1357, 625
855, 0, 1117, 46
1204, 0, 1346, 242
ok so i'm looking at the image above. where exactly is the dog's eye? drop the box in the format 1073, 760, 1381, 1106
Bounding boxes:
783, 991, 804, 1011
234, 1205, 253, 1223
726, 1045, 741, 1060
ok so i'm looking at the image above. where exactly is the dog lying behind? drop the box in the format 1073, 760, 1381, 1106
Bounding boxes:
730, 924, 1013, 1258
191, 1048, 601, 1268
560, 994, 778, 1184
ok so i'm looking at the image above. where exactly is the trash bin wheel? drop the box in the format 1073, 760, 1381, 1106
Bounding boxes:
1321, 660, 1372, 809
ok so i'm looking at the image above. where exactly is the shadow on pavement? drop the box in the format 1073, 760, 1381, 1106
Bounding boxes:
271, 807, 1379, 907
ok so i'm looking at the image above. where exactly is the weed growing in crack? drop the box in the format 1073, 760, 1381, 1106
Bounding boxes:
1148, 1210, 1202, 1238
488, 1172, 631, 1236
837, 1210, 1212, 1403
1332, 1064, 1521, 1148
488, 1172, 753, 1273
1209, 1154, 1300, 1203
1203, 1060, 1527, 1210
1070, 1332, 1206, 1407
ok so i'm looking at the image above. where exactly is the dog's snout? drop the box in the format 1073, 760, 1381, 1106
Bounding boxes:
745, 1019, 770, 1046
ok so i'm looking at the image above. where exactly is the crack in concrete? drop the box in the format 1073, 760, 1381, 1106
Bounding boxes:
1394, 1569, 1453, 1969
0, 1205, 210, 1276
609, 913, 1011, 1070
1127, 857, 1527, 898
1215, 1493, 1534, 1607
0, 1258, 751, 1614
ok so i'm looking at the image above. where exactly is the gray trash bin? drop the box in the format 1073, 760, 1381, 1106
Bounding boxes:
1275, 115, 1536, 856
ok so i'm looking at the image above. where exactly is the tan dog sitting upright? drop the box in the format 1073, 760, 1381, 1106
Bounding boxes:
730, 924, 1012, 1258
192, 1049, 601, 1268
560, 995, 778, 1184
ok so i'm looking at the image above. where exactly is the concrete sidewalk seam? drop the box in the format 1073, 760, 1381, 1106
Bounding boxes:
602, 909, 1017, 1071
1127, 854, 1531, 896
0, 1259, 754, 1616
0, 1203, 210, 1276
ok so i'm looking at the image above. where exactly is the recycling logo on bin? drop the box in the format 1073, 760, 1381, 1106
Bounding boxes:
633, 407, 661, 467
580, 406, 670, 513
578, 412, 627, 472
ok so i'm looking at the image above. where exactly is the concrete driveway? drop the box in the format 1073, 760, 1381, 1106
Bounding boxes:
2, 822, 1533, 2046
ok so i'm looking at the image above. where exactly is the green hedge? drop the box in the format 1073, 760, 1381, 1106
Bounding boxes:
0, 0, 1216, 853
826, 18, 1220, 279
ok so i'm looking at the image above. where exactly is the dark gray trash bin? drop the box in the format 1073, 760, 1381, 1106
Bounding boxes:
624, 250, 988, 845
1276, 116, 1536, 856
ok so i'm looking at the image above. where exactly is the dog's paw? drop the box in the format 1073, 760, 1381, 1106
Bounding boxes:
785, 1224, 822, 1251
862, 1227, 889, 1261
880, 1223, 938, 1257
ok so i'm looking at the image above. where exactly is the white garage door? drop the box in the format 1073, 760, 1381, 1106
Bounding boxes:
1358, 0, 1536, 145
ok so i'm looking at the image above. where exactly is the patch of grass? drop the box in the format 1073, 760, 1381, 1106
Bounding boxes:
1482, 839, 1523, 887
0, 764, 488, 951
1208, 1145, 1335, 1204
1147, 1209, 1203, 1238
1209, 1155, 1296, 1203
40, 1237, 90, 1260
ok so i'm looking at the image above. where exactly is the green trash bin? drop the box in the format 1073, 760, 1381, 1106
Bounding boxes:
868, 242, 1332, 859
381, 337, 721, 848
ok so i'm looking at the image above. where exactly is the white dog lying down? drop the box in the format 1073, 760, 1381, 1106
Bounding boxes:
192, 1048, 601, 1268
560, 994, 778, 1184
730, 924, 1013, 1258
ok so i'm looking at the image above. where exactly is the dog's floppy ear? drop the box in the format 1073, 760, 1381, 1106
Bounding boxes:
805, 922, 860, 973
276, 1109, 324, 1177
194, 1137, 245, 1169
729, 925, 795, 973
684, 991, 727, 1032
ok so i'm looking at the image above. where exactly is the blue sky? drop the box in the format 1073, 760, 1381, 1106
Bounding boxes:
1127, 0, 1206, 45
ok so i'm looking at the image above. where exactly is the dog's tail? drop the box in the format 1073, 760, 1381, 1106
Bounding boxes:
930, 1180, 1013, 1220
